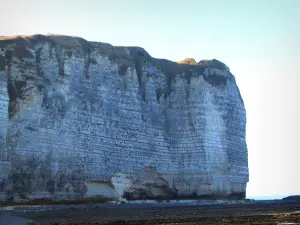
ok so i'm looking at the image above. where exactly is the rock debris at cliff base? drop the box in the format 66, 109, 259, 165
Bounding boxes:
0, 34, 248, 202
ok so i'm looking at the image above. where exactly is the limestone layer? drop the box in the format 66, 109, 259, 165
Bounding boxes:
0, 35, 248, 201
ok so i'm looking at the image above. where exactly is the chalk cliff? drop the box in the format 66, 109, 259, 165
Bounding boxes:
0, 35, 248, 202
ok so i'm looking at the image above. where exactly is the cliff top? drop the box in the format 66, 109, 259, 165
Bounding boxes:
0, 34, 231, 85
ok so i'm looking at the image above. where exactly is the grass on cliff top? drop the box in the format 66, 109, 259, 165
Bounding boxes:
177, 58, 197, 65
0, 34, 229, 74
0, 35, 28, 40
197, 59, 228, 70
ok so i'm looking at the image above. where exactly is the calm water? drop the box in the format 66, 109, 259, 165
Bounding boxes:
248, 195, 290, 200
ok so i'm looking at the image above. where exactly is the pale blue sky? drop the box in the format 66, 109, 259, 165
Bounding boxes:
1, 0, 300, 199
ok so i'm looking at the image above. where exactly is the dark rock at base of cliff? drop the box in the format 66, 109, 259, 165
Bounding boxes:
122, 166, 178, 200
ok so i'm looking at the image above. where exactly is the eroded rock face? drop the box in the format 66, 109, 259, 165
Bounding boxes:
0, 35, 248, 202
121, 166, 178, 200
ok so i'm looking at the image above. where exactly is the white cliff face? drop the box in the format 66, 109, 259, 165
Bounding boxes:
0, 35, 248, 201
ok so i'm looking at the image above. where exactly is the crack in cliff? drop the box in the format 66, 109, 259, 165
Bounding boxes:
132, 49, 147, 103
6, 50, 19, 119
84, 48, 91, 79
34, 46, 49, 92
35, 46, 43, 78
54, 45, 65, 78
0, 55, 5, 71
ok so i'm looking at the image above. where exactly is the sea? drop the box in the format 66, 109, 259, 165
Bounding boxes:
247, 195, 291, 200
